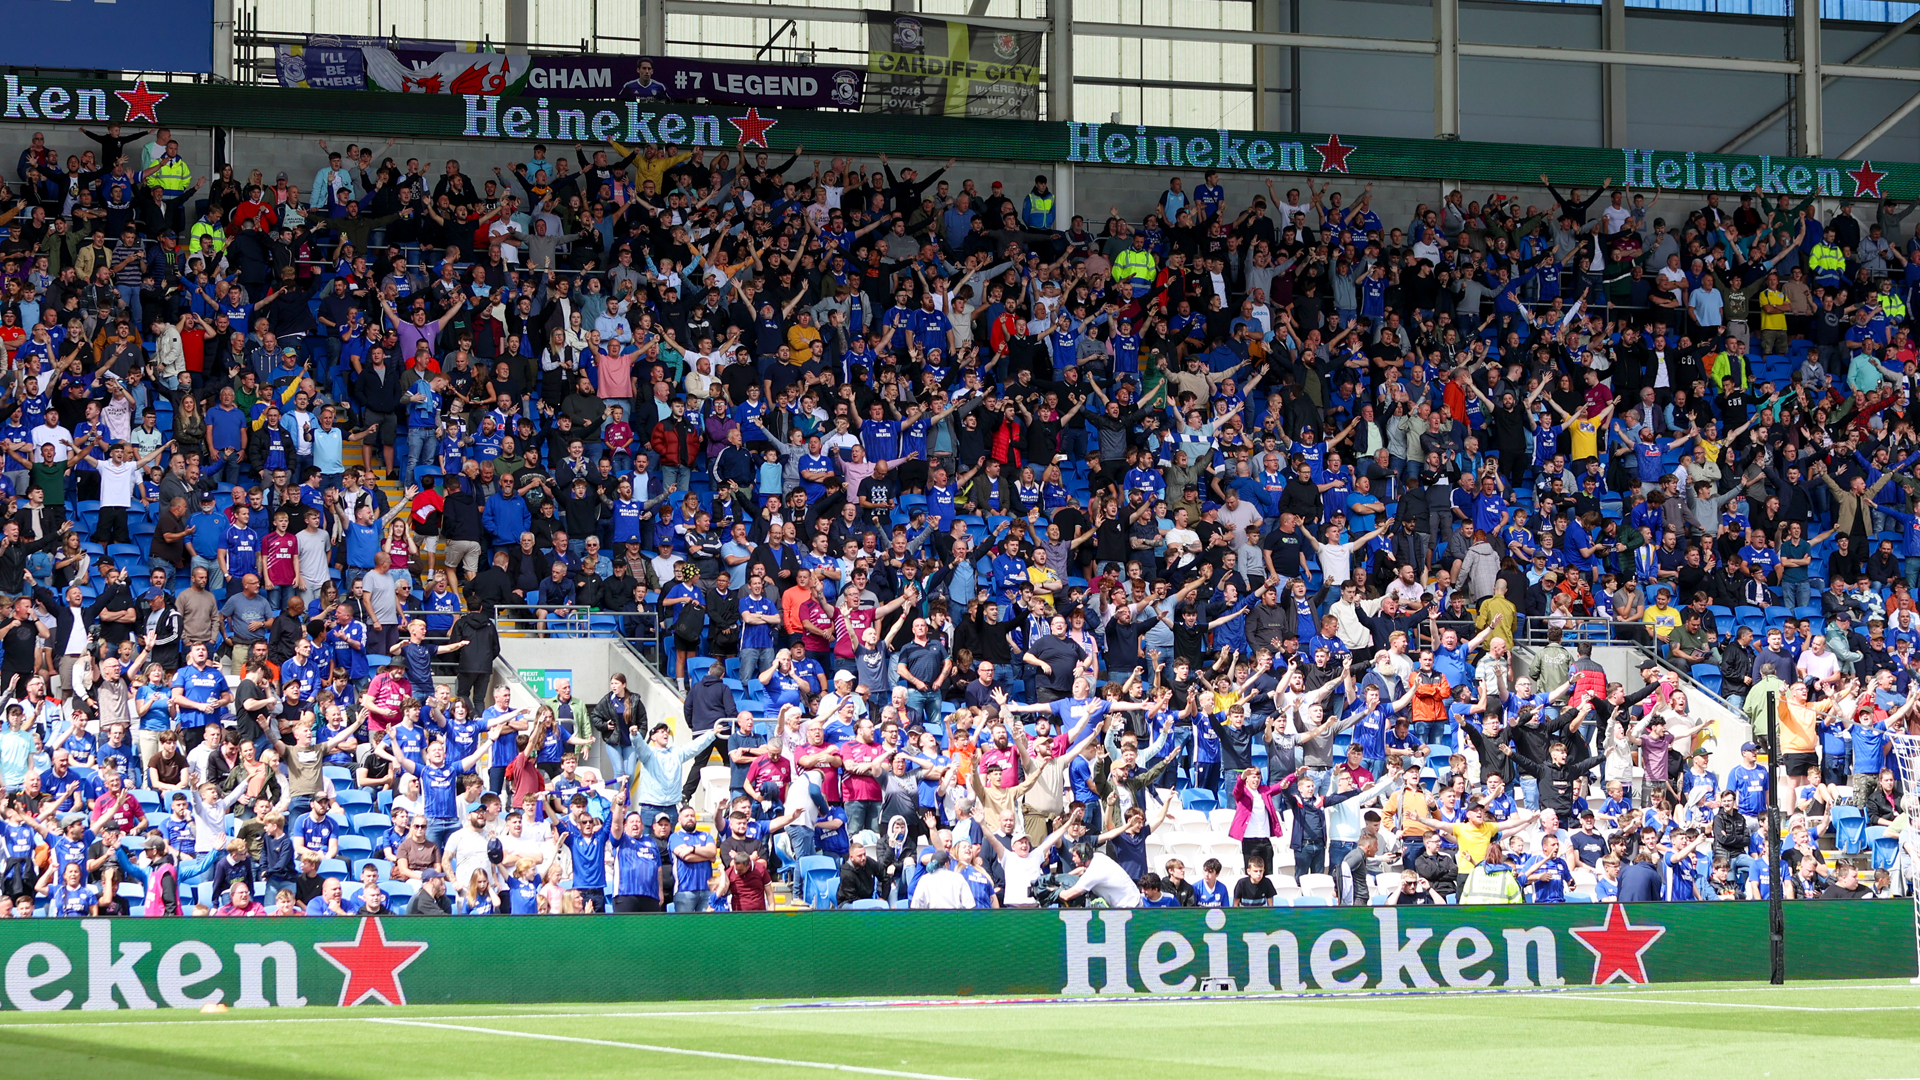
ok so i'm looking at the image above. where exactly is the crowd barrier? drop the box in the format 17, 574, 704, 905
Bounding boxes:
0, 902, 1907, 1010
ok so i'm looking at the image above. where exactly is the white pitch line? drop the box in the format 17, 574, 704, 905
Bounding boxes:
1555, 995, 1920, 1012
1, 983, 1916, 1030
363, 1017, 981, 1080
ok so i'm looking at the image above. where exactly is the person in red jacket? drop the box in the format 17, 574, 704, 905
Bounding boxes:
649, 397, 702, 494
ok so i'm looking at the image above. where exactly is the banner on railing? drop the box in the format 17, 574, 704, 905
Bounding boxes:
275, 39, 861, 110
518, 55, 864, 111
276, 38, 523, 95
864, 12, 1042, 119
0, 902, 1904, 1010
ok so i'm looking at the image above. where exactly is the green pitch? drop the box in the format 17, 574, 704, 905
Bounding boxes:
0, 981, 1916, 1079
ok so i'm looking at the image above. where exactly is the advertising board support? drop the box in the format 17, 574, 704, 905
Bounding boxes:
1766, 691, 1785, 985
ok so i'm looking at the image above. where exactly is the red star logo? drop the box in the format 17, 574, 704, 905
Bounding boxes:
114, 78, 168, 125
313, 918, 429, 1006
1313, 134, 1356, 174
1569, 903, 1667, 985
728, 107, 777, 148
1849, 160, 1888, 200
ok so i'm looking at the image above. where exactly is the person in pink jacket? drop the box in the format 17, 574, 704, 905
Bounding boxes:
1228, 767, 1289, 874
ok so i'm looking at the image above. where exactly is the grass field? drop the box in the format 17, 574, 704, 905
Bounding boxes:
1, 981, 1917, 1079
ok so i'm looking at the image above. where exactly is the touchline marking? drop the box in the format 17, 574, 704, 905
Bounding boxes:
1556, 995, 1920, 1012
0, 983, 1913, 1030
363, 1018, 982, 1080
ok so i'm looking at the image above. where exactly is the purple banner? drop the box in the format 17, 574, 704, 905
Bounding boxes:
516, 55, 863, 110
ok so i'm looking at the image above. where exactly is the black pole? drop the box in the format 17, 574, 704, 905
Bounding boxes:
1765, 690, 1785, 985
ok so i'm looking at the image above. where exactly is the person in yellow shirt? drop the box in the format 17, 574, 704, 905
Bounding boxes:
1548, 396, 1614, 467
786, 309, 822, 364
1642, 586, 1682, 640
1756, 270, 1791, 357
1408, 802, 1546, 870
608, 139, 693, 194
1475, 578, 1518, 644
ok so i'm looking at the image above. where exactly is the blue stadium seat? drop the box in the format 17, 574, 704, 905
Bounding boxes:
1831, 804, 1867, 854
844, 898, 890, 910
353, 859, 394, 881
1690, 665, 1723, 696
353, 812, 391, 837
318, 858, 350, 878
336, 835, 372, 859
797, 855, 839, 909
1871, 832, 1899, 872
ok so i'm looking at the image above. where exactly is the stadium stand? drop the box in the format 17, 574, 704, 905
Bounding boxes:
2, 116, 1919, 921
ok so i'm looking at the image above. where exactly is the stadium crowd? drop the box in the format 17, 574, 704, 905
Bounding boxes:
1, 118, 1918, 919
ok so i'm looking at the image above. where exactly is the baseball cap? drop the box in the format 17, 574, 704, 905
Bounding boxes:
653, 812, 673, 824
991, 181, 1003, 189
421, 869, 445, 881
1740, 741, 1757, 752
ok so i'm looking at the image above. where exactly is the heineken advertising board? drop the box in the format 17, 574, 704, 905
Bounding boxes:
0, 902, 1905, 1010
3, 73, 1917, 202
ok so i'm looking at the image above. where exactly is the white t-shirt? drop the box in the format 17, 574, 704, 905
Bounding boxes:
31, 423, 72, 461
1074, 852, 1143, 908
1001, 848, 1049, 906
909, 865, 975, 909
1795, 649, 1840, 684
1165, 527, 1200, 569
443, 826, 492, 886
1317, 539, 1365, 586
94, 457, 142, 508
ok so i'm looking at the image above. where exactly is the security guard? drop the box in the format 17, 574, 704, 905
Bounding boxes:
1873, 276, 1908, 325
1020, 175, 1055, 230
1112, 232, 1157, 299
1808, 238, 1848, 290
143, 138, 192, 197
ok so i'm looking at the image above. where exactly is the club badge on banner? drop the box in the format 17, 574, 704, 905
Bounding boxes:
864, 13, 1042, 120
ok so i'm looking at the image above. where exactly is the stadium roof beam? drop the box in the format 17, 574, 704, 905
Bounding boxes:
1717, 9, 1920, 153
1841, 87, 1920, 158
1435, 0, 1460, 139
1797, 0, 1823, 158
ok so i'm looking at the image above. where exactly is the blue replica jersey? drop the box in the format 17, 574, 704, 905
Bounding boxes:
1192, 878, 1229, 907
2, 821, 37, 858
163, 816, 197, 857
610, 833, 662, 898
294, 813, 337, 853
170, 664, 231, 727
668, 829, 714, 893
861, 418, 901, 462
221, 525, 261, 577
1727, 763, 1768, 816
1524, 855, 1571, 902
560, 819, 610, 891
418, 762, 460, 820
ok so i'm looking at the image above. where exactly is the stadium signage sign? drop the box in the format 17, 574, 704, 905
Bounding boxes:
1060, 904, 1667, 994
6, 75, 1920, 202
0, 903, 1905, 1011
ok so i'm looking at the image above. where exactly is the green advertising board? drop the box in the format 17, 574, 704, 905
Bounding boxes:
2, 73, 1914, 202
0, 902, 1906, 1011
